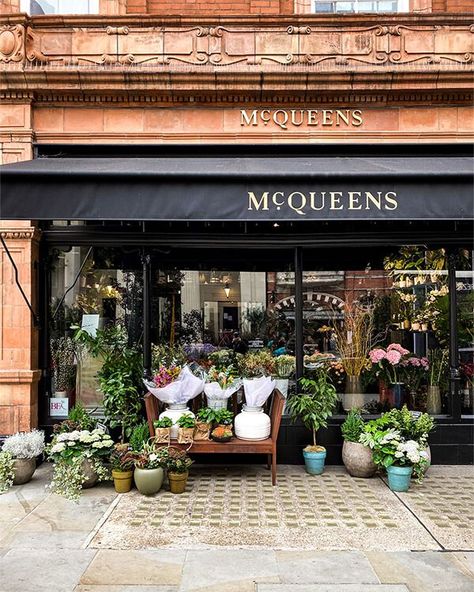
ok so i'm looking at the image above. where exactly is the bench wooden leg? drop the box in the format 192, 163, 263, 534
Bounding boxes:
271, 452, 277, 485
267, 454, 271, 470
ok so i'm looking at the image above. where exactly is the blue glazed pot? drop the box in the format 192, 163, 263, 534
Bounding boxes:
303, 448, 326, 475
386, 464, 413, 492
389, 383, 406, 409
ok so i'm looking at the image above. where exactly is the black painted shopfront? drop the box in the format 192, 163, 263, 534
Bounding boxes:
1, 144, 473, 464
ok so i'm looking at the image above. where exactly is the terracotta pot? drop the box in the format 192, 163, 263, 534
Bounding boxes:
134, 467, 164, 495
168, 470, 188, 494
112, 469, 134, 493
12, 458, 36, 485
342, 441, 377, 478
82, 458, 99, 489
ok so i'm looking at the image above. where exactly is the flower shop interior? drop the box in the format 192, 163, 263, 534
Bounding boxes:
1, 143, 473, 497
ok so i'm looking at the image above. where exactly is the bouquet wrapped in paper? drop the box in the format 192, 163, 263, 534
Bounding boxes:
243, 376, 276, 407
144, 365, 205, 405
204, 365, 242, 404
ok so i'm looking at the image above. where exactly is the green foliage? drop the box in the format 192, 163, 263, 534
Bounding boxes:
377, 405, 435, 446
431, 293, 474, 348
286, 370, 338, 447
341, 409, 365, 443
110, 444, 135, 472
0, 451, 14, 494
75, 324, 143, 442
153, 417, 173, 429
196, 407, 218, 424
215, 409, 234, 426
240, 350, 275, 378
176, 414, 196, 429
68, 402, 96, 431
129, 422, 150, 453
151, 343, 187, 371
274, 355, 296, 378
158, 447, 193, 474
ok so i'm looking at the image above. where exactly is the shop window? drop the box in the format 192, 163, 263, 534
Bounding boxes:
20, 0, 99, 14
312, 0, 409, 12
458, 249, 474, 417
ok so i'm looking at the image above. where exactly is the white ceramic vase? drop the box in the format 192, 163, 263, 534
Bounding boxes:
159, 404, 195, 440
234, 405, 271, 441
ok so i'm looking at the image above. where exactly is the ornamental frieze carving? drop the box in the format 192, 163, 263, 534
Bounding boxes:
0, 25, 25, 63
0, 20, 471, 68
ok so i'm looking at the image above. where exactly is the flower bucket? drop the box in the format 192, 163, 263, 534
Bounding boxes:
303, 448, 326, 475
389, 383, 405, 410
386, 465, 413, 492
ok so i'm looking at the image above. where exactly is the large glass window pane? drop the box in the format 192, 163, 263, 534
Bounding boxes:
458, 250, 474, 416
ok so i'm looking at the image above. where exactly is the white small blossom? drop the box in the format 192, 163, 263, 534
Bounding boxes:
50, 442, 66, 454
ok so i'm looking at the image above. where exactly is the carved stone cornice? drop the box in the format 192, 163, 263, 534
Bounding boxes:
0, 227, 41, 242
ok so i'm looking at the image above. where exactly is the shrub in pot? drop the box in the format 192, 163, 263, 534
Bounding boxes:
214, 409, 234, 430
1, 429, 45, 486
110, 443, 135, 493
286, 370, 338, 475
46, 427, 113, 500
133, 442, 165, 496
160, 446, 193, 494
341, 410, 376, 478
194, 407, 216, 441
130, 422, 151, 453
176, 414, 196, 444
153, 417, 173, 444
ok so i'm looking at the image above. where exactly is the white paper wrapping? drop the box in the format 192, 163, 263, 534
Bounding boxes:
204, 379, 242, 401
243, 376, 276, 407
144, 365, 205, 405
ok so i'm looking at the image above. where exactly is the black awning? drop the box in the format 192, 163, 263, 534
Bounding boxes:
1, 155, 473, 221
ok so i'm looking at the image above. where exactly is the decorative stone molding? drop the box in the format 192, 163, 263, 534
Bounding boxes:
0, 228, 41, 242
0, 24, 25, 63
0, 370, 42, 384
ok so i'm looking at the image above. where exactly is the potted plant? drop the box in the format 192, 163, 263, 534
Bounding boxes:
427, 349, 448, 414
273, 354, 295, 397
176, 414, 196, 444
1, 429, 45, 485
341, 410, 376, 478
214, 409, 234, 429
360, 419, 429, 492
286, 370, 338, 475
194, 407, 216, 441
110, 443, 135, 493
153, 417, 173, 444
130, 421, 151, 452
402, 355, 430, 410
46, 427, 113, 500
0, 451, 14, 494
210, 425, 233, 442
160, 446, 193, 494
204, 365, 241, 410
133, 442, 165, 496
369, 344, 411, 409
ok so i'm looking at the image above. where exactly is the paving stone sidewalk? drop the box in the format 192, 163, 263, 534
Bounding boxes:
0, 463, 473, 592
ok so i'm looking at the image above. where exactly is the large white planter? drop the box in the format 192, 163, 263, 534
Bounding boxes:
274, 378, 289, 397
159, 404, 195, 440
234, 405, 271, 441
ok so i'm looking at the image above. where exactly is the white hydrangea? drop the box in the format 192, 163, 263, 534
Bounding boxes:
50, 442, 66, 454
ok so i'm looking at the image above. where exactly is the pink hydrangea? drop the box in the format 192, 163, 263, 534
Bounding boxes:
387, 343, 409, 356
406, 356, 421, 367
386, 349, 402, 365
369, 348, 386, 363
420, 357, 429, 369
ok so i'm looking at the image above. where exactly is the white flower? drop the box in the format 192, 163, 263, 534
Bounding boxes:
149, 454, 157, 462
51, 442, 66, 454
91, 442, 102, 448
394, 451, 403, 458
67, 441, 76, 447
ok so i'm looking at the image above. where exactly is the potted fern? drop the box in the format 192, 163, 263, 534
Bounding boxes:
341, 409, 376, 478
286, 370, 338, 475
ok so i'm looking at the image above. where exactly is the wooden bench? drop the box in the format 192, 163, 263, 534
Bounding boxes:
144, 389, 285, 485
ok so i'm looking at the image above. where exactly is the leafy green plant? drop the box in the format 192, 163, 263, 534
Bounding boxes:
196, 407, 218, 424
376, 406, 435, 446
110, 443, 135, 472
158, 446, 193, 474
68, 403, 96, 431
341, 409, 365, 443
286, 370, 338, 450
215, 409, 234, 426
0, 451, 15, 494
75, 324, 143, 442
153, 417, 173, 429
176, 414, 196, 429
129, 422, 150, 453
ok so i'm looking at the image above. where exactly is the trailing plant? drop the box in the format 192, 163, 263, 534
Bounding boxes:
215, 409, 234, 426
46, 428, 114, 501
286, 370, 338, 450
130, 422, 151, 453
0, 452, 15, 494
341, 409, 365, 443
176, 414, 196, 429
75, 323, 143, 443
153, 417, 173, 429
2, 429, 45, 459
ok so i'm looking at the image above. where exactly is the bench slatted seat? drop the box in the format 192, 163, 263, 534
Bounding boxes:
144, 389, 285, 485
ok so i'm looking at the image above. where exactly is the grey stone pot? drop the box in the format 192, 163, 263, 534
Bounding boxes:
342, 440, 377, 478
82, 458, 99, 489
12, 458, 37, 485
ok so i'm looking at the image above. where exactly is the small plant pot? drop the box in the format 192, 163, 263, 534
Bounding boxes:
342, 441, 376, 478
154, 427, 171, 445
168, 471, 189, 494
421, 323, 429, 332
194, 421, 211, 441
112, 469, 134, 493
134, 467, 164, 496
303, 447, 326, 475
386, 465, 413, 492
12, 458, 37, 485
82, 458, 99, 489
177, 427, 194, 444
411, 322, 420, 331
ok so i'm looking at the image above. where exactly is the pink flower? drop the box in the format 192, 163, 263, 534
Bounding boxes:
369, 349, 386, 363
386, 349, 402, 365
387, 343, 409, 356
420, 357, 429, 369
406, 357, 421, 367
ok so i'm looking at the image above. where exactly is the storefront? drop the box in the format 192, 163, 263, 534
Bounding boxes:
0, 11, 473, 463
